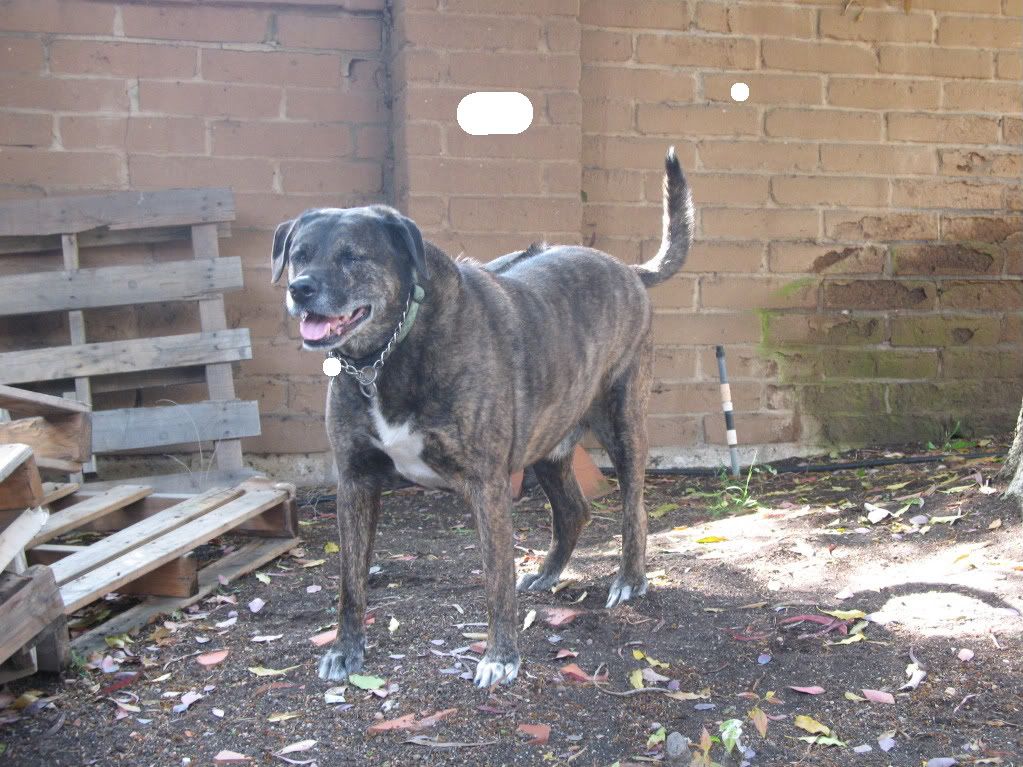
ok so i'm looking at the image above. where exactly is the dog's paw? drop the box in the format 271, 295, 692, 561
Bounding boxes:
317, 642, 365, 682
605, 574, 648, 608
516, 572, 560, 592
473, 651, 520, 688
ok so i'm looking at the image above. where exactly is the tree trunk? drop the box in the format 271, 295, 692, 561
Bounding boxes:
1004, 397, 1023, 509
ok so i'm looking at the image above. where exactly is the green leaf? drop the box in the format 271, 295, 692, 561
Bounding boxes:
349, 674, 386, 690
324, 542, 340, 554
646, 726, 666, 748
696, 536, 727, 544
256, 572, 272, 585
629, 669, 644, 689
719, 719, 743, 754
650, 503, 679, 519
104, 633, 132, 649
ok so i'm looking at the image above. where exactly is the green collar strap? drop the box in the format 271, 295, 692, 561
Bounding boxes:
395, 278, 426, 344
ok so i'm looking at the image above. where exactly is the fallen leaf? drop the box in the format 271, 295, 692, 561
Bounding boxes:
517, 723, 551, 745
926, 760, 958, 767
555, 648, 578, 659
172, 690, 203, 713
251, 634, 284, 643
403, 735, 498, 748
268, 711, 301, 723
788, 685, 826, 695
798, 734, 846, 747
324, 686, 347, 705
277, 739, 317, 756
629, 669, 644, 689
197, 649, 229, 667
844, 691, 865, 701
212, 708, 225, 718
522, 609, 536, 631
215, 616, 238, 629
468, 641, 486, 654
649, 502, 678, 519
878, 735, 896, 752
543, 607, 583, 627
324, 542, 340, 554
641, 667, 670, 684
861, 689, 895, 705
389, 616, 399, 634
301, 559, 326, 568
829, 634, 866, 645
664, 690, 709, 701
256, 573, 272, 585
349, 674, 386, 691
957, 648, 974, 661
248, 598, 266, 614
696, 535, 727, 544
248, 665, 300, 677
821, 609, 866, 621
988, 518, 1002, 529
749, 706, 768, 738
214, 750, 252, 762
559, 663, 598, 684
368, 708, 456, 734
309, 629, 337, 646
865, 503, 891, 524
794, 715, 830, 735
306, 584, 322, 594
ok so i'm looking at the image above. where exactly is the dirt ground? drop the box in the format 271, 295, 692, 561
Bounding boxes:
2, 439, 1022, 767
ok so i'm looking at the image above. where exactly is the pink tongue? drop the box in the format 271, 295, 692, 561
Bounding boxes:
300, 316, 331, 341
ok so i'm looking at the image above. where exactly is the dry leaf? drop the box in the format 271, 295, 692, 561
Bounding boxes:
522, 609, 536, 631
749, 706, 768, 738
197, 649, 229, 666
517, 723, 551, 745
794, 715, 830, 735
214, 751, 252, 762
862, 689, 895, 705
788, 685, 826, 695
543, 607, 583, 627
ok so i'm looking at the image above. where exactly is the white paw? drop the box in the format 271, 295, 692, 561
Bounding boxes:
473, 654, 520, 688
606, 575, 648, 608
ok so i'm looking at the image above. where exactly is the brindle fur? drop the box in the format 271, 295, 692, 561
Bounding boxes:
272, 148, 693, 687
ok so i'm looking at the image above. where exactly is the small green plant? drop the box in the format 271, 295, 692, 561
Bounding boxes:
710, 460, 760, 516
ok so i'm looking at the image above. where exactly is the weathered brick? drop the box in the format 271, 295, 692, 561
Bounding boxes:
893, 243, 1004, 275
889, 382, 1006, 415
582, 203, 660, 236
583, 135, 697, 170
1003, 117, 1023, 145
879, 45, 992, 79
888, 114, 1001, 145
1005, 0, 1023, 15
727, 4, 815, 36
891, 179, 1004, 210
698, 141, 818, 172
544, 162, 580, 195
0, 148, 122, 187
702, 208, 819, 240
447, 125, 581, 160
823, 279, 935, 310
636, 34, 757, 68
701, 275, 818, 310
941, 215, 1023, 243
766, 108, 881, 141
406, 157, 542, 194
1, 0, 115, 34
0, 113, 51, 147
820, 144, 936, 175
123, 5, 270, 43
581, 29, 633, 62
61, 116, 206, 154
938, 15, 1022, 48
581, 66, 695, 102
546, 92, 582, 125
447, 52, 580, 89
942, 349, 1023, 380
288, 88, 384, 122
280, 160, 382, 196
446, 0, 577, 14
546, 17, 581, 52
398, 121, 442, 156
693, 1, 728, 32
997, 51, 1022, 80
827, 77, 940, 110
140, 81, 281, 119
943, 82, 1023, 114
906, 0, 1000, 10
703, 73, 821, 105
451, 197, 579, 233
890, 316, 1002, 347
51, 40, 197, 79
647, 415, 703, 447
658, 173, 769, 206
637, 104, 759, 136
582, 99, 634, 132
772, 176, 889, 207
649, 277, 697, 310
681, 241, 764, 273
129, 154, 273, 193
230, 193, 322, 230
697, 347, 778, 381
940, 149, 1023, 178
201, 49, 340, 88
581, 0, 689, 29
212, 120, 351, 159
0, 37, 45, 73
825, 211, 939, 241
0, 74, 129, 112
354, 125, 387, 159
938, 280, 1023, 310
399, 12, 538, 49
583, 168, 645, 202
821, 8, 933, 42
652, 381, 762, 414
704, 412, 797, 445
652, 311, 762, 345
762, 39, 878, 74
653, 346, 698, 380
822, 350, 938, 380
802, 383, 887, 414
769, 243, 885, 275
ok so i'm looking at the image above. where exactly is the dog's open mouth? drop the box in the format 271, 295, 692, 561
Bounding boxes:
300, 306, 370, 343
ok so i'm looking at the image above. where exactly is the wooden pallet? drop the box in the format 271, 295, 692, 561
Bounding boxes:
0, 188, 259, 490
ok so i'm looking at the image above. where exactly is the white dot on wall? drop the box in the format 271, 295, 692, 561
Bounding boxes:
457, 91, 533, 136
730, 82, 750, 102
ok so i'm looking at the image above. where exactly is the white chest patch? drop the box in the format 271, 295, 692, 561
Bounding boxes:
368, 400, 447, 488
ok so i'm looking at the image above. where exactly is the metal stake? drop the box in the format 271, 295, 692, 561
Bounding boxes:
716, 345, 740, 478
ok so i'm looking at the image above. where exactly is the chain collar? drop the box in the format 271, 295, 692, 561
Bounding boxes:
326, 274, 425, 399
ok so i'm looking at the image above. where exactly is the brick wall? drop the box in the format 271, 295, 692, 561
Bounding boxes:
0, 0, 388, 458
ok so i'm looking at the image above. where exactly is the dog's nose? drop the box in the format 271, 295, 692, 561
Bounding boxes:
289, 275, 319, 301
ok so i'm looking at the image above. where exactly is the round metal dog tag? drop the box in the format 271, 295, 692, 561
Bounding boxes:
322, 357, 343, 377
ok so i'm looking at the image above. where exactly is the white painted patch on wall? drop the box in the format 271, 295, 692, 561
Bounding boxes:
457, 91, 533, 136
368, 400, 447, 488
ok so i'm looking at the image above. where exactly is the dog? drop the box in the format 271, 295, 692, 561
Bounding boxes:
271, 147, 693, 687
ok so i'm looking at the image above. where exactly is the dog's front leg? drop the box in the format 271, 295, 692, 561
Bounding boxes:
318, 473, 381, 682
467, 478, 520, 687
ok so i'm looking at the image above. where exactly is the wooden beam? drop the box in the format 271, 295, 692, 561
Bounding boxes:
0, 506, 47, 572
62, 232, 92, 480
46, 486, 242, 585
0, 257, 245, 317
70, 536, 298, 656
91, 400, 260, 454
0, 444, 44, 512
0, 385, 91, 417
83, 467, 258, 494
0, 413, 92, 464
29, 484, 153, 547
60, 488, 287, 612
28, 545, 199, 600
0, 188, 235, 237
41, 482, 80, 505
0, 329, 253, 386
0, 566, 64, 668
0, 221, 231, 256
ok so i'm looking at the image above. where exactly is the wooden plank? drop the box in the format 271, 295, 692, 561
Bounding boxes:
0, 566, 65, 668
26, 543, 82, 566
70, 536, 298, 655
0, 188, 235, 237
29, 544, 199, 599
91, 400, 260, 454
32, 615, 70, 673
0, 258, 244, 317
83, 467, 257, 494
0, 221, 231, 256
0, 506, 47, 572
47, 486, 242, 584
62, 233, 92, 480
60, 488, 287, 612
29, 484, 153, 547
0, 414, 92, 464
36, 456, 82, 473
0, 329, 253, 386
42, 482, 80, 505
0, 445, 44, 511
193, 223, 246, 472
0, 385, 91, 417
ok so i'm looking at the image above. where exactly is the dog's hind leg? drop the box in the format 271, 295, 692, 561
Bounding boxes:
590, 351, 653, 609
517, 453, 591, 593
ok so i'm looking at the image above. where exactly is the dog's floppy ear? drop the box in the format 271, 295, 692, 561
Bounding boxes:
271, 219, 296, 284
385, 213, 429, 280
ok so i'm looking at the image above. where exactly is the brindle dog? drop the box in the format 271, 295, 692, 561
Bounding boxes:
272, 147, 693, 687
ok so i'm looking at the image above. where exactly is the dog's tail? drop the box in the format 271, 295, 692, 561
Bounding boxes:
633, 146, 694, 288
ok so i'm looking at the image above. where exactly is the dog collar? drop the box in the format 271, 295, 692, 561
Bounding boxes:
323, 273, 425, 398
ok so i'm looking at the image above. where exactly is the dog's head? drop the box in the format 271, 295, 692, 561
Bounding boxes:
271, 205, 428, 357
